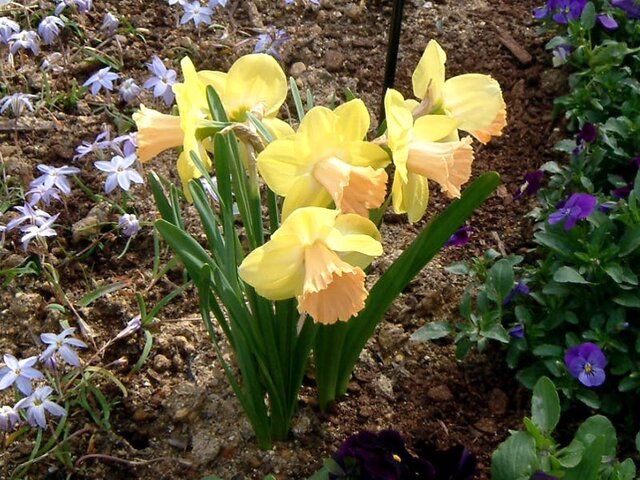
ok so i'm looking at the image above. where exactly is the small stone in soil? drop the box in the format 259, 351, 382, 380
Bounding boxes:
427, 385, 454, 402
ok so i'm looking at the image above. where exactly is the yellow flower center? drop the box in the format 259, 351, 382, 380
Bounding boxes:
584, 362, 592, 374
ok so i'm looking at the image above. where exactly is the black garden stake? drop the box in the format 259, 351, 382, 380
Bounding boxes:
380, 0, 406, 119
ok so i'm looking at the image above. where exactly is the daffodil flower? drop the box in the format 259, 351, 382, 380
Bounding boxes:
197, 53, 293, 139
133, 54, 293, 191
257, 99, 389, 219
385, 88, 474, 223
412, 39, 506, 144
238, 207, 383, 325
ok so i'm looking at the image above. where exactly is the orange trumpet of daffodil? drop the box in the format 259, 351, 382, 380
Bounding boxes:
238, 207, 383, 325
256, 99, 390, 219
411, 39, 506, 144
385, 88, 474, 223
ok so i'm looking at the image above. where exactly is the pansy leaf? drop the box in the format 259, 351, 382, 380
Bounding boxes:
553, 266, 591, 284
532, 377, 560, 434
410, 321, 452, 341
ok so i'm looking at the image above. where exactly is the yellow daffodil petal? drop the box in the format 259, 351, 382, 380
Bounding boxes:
133, 104, 183, 163
257, 138, 311, 195
443, 73, 506, 142
197, 70, 227, 100
298, 106, 339, 154
238, 234, 305, 300
391, 170, 430, 224
412, 114, 460, 143
384, 88, 413, 182
224, 54, 287, 120
412, 39, 446, 105
313, 157, 388, 217
330, 213, 383, 269
406, 136, 474, 198
346, 141, 390, 169
281, 175, 333, 220
334, 99, 370, 142
297, 242, 367, 324
261, 116, 295, 140
404, 172, 430, 223
404, 98, 420, 112
276, 207, 339, 243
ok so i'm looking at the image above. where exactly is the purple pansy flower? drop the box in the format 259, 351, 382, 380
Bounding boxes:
514, 170, 543, 200
503, 282, 530, 305
531, 472, 559, 480
611, 0, 640, 19
534, 0, 587, 23
444, 226, 470, 247
15, 386, 66, 429
612, 183, 632, 199
596, 14, 618, 30
564, 342, 606, 387
0, 354, 44, 395
552, 44, 572, 66
508, 324, 525, 339
40, 327, 87, 368
548, 193, 596, 230
576, 122, 597, 144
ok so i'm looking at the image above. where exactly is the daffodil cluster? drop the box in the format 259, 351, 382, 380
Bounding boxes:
135, 41, 506, 326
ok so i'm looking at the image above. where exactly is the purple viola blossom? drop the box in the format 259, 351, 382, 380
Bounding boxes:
0, 354, 44, 395
26, 184, 62, 206
20, 213, 59, 250
38, 16, 65, 45
118, 213, 140, 237
40, 328, 87, 368
596, 14, 618, 30
514, 170, 543, 200
548, 193, 597, 230
0, 93, 37, 118
503, 281, 530, 305
611, 0, 640, 19
73, 130, 111, 161
577, 122, 597, 144
0, 17, 20, 44
180, 1, 214, 26
254, 28, 289, 60
5, 203, 51, 231
94, 154, 144, 194
531, 472, 559, 480
552, 0, 587, 23
15, 386, 66, 429
552, 44, 572, 67
119, 78, 142, 103
444, 226, 470, 247
0, 405, 20, 432
9, 30, 40, 55
612, 183, 632, 199
333, 430, 437, 479
564, 342, 607, 387
100, 12, 119, 36
83, 66, 120, 96
31, 164, 80, 195
143, 56, 177, 106
508, 324, 525, 339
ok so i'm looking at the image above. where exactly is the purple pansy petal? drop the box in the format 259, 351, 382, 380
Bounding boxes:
597, 14, 618, 30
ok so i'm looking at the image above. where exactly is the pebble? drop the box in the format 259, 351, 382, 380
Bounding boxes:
324, 50, 345, 73
153, 354, 172, 372
191, 429, 222, 466
377, 323, 407, 357
473, 417, 497, 434
489, 388, 509, 415
372, 374, 394, 400
427, 384, 454, 402
290, 62, 307, 78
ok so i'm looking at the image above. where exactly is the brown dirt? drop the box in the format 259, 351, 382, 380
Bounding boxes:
0, 0, 566, 478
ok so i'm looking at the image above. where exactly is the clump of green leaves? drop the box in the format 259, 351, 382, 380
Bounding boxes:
492, 377, 636, 480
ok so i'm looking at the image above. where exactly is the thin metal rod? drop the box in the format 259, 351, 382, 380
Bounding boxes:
380, 0, 406, 120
